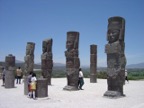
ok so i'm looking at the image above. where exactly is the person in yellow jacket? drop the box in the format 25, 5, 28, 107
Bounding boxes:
16, 67, 23, 84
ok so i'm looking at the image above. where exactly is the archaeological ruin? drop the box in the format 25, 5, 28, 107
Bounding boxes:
104, 16, 126, 98
5, 54, 15, 88
24, 42, 35, 95
63, 31, 80, 91
90, 44, 97, 83
41, 38, 53, 85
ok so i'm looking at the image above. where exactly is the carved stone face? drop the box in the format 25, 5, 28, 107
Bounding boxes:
26, 43, 35, 55
66, 40, 74, 50
42, 40, 52, 53
107, 29, 120, 43
26, 44, 32, 55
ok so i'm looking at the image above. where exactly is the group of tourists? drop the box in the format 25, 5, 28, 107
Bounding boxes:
16, 67, 37, 99
1, 66, 23, 86
1, 66, 129, 100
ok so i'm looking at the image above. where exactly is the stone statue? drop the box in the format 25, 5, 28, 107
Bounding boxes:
104, 16, 126, 97
24, 42, 35, 95
63, 31, 80, 91
5, 54, 15, 88
41, 38, 53, 85
90, 44, 97, 83
24, 42, 35, 76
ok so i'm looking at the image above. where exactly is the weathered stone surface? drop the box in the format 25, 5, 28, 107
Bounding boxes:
24, 42, 35, 76
90, 45, 97, 83
41, 38, 53, 85
90, 54, 96, 64
24, 76, 28, 95
36, 78, 48, 98
0, 66, 3, 79
104, 90, 125, 98
90, 44, 97, 54
104, 16, 126, 98
24, 42, 35, 95
63, 31, 80, 91
5, 54, 15, 88
90, 75, 97, 82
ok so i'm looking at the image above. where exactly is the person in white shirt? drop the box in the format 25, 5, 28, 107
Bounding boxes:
27, 71, 33, 98
30, 73, 37, 99
78, 68, 84, 90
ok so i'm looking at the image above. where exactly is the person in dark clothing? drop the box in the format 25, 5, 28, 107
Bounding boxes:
125, 69, 129, 83
2, 67, 6, 86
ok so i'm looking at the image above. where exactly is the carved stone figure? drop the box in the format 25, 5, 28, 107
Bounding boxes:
5, 54, 15, 88
41, 38, 53, 85
24, 42, 35, 76
63, 31, 80, 91
104, 16, 126, 97
24, 42, 35, 95
90, 44, 97, 83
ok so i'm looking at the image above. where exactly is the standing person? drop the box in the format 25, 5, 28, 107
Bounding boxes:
30, 73, 37, 100
16, 67, 23, 84
125, 69, 129, 83
2, 67, 6, 86
78, 68, 84, 90
27, 71, 33, 98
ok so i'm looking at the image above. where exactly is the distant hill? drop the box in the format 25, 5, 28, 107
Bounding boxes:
0, 60, 41, 69
53, 63, 65, 67
0, 60, 65, 69
127, 62, 144, 68
1, 60, 144, 69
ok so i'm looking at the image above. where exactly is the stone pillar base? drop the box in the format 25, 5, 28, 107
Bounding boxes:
104, 90, 125, 98
63, 85, 78, 91
5, 70, 15, 88
36, 78, 48, 98
90, 74, 97, 83
24, 76, 28, 95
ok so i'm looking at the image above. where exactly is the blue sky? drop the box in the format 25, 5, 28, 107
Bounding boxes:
0, 0, 144, 67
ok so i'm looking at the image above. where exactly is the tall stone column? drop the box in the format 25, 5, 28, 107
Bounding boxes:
41, 38, 53, 85
5, 54, 15, 88
104, 16, 126, 98
24, 42, 35, 95
90, 44, 97, 83
63, 31, 80, 91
